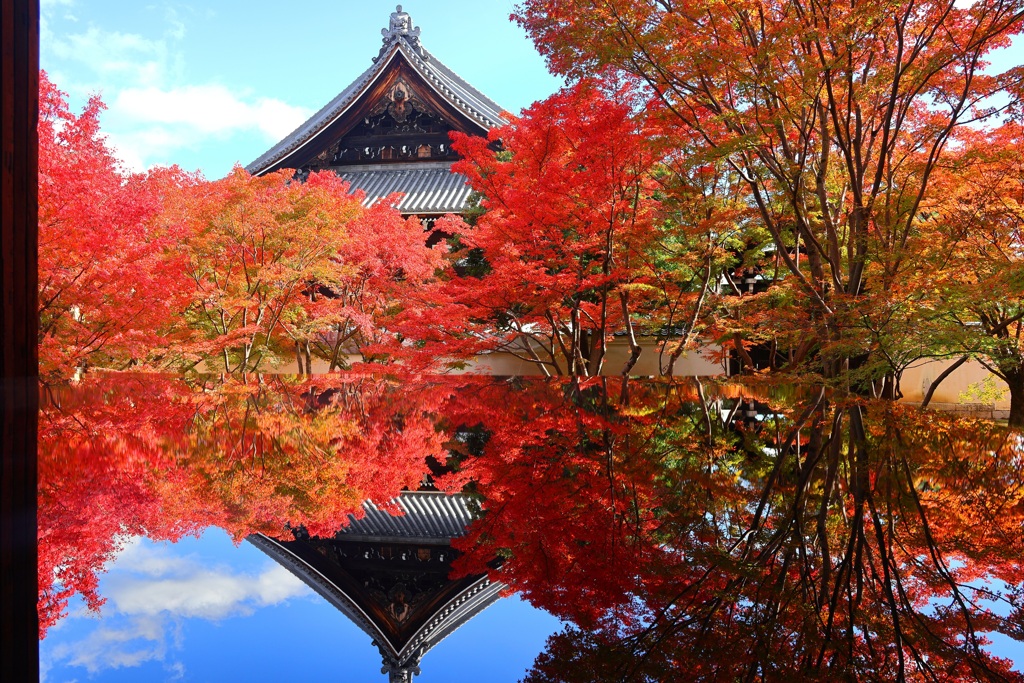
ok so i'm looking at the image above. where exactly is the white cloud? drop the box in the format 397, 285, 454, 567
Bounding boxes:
48, 25, 173, 88
98, 85, 309, 171
41, 7, 310, 173
115, 84, 308, 139
162, 6, 187, 41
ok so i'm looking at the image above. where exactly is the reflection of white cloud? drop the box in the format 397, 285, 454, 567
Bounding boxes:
107, 562, 309, 619
44, 537, 311, 676
105, 537, 309, 619
48, 614, 166, 674
167, 660, 186, 680
109, 536, 194, 576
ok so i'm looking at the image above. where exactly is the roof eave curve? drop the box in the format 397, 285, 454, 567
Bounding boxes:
245, 45, 402, 175
246, 36, 508, 176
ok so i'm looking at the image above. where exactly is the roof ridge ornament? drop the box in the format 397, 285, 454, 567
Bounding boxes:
375, 5, 427, 63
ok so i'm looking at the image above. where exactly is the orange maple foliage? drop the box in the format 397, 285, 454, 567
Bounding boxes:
926, 121, 1024, 424
170, 167, 442, 372
514, 0, 1024, 386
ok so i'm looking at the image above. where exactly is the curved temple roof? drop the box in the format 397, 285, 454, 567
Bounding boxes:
246, 6, 507, 177
248, 491, 506, 683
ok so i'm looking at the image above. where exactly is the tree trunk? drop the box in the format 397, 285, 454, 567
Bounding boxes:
619, 292, 641, 376
921, 355, 969, 409
732, 334, 756, 375
879, 372, 899, 400
1007, 370, 1024, 428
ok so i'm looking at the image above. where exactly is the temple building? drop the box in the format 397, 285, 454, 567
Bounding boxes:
246, 5, 507, 222
249, 491, 504, 682
247, 5, 725, 377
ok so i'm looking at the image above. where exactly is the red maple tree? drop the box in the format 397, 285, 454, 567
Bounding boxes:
38, 73, 191, 376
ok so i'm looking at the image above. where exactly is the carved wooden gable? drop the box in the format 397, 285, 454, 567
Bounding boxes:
305, 73, 463, 171
247, 6, 507, 217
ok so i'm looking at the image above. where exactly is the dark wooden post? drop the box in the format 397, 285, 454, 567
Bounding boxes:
1, 0, 39, 680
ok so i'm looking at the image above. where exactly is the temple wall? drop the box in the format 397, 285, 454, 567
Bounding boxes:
266, 346, 1013, 418
899, 357, 1011, 417
273, 339, 726, 377
462, 340, 725, 376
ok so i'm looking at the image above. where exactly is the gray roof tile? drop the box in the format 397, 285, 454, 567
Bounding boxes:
338, 164, 472, 214
340, 491, 478, 540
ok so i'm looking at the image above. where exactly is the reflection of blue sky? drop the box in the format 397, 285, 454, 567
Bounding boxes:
41, 532, 562, 682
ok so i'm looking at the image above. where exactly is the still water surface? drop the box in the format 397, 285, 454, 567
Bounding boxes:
38, 374, 1024, 682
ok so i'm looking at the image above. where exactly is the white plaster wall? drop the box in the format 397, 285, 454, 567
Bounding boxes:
271, 339, 726, 377
465, 340, 725, 376
900, 357, 1010, 409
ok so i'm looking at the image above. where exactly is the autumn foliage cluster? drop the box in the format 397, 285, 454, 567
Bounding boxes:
38, 0, 1024, 421
39, 372, 1024, 680
38, 73, 441, 378
503, 0, 1024, 418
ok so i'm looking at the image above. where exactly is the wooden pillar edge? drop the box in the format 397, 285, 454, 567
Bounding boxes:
1, 0, 40, 680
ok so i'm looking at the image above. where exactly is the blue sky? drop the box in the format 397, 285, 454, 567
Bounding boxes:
38, 1, 1021, 178
40, 0, 564, 177
40, 532, 562, 682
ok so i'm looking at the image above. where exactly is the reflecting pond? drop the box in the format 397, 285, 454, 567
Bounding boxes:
38, 374, 1024, 682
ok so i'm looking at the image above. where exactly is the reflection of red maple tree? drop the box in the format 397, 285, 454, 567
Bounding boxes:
171, 374, 451, 540
437, 378, 703, 626
38, 377, 201, 635
39, 373, 1024, 680
440, 380, 1024, 682
37, 372, 455, 635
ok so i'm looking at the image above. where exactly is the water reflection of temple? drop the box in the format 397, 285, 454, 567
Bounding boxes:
249, 491, 504, 682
